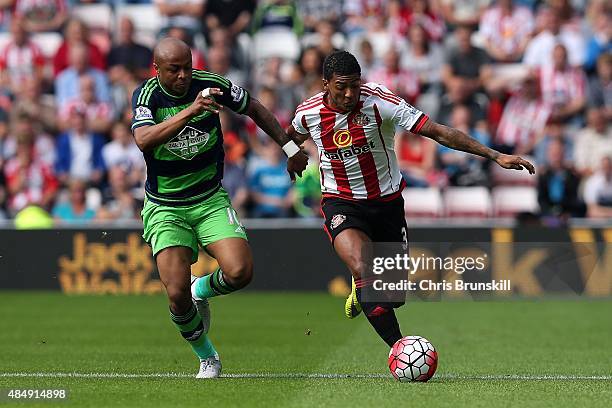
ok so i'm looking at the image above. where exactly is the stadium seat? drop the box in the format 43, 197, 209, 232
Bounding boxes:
252, 29, 300, 62
115, 5, 162, 49
443, 187, 492, 218
491, 156, 538, 186
403, 187, 443, 218
492, 186, 540, 217
31, 32, 63, 58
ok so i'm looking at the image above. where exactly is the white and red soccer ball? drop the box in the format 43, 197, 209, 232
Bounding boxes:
388, 335, 438, 382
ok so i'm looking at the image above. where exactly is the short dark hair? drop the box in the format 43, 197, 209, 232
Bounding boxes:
323, 50, 361, 80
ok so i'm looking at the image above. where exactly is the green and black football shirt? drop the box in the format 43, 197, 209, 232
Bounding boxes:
131, 70, 250, 206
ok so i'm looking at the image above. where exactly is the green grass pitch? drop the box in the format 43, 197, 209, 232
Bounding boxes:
1, 292, 610, 407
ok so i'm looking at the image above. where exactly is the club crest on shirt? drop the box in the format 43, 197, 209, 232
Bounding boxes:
330, 214, 346, 229
231, 84, 245, 102
352, 112, 370, 126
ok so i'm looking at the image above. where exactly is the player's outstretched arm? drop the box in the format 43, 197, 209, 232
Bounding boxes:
133, 89, 223, 152
286, 124, 310, 145
245, 98, 308, 180
418, 119, 536, 174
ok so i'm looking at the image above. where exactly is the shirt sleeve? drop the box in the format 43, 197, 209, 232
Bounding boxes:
131, 83, 157, 131
200, 75, 251, 114
368, 83, 429, 133
291, 110, 309, 135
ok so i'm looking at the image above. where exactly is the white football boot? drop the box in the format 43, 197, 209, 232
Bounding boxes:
196, 354, 222, 379
190, 275, 210, 333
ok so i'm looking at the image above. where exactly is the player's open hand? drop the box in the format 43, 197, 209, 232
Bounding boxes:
190, 88, 224, 115
495, 154, 536, 174
287, 150, 309, 182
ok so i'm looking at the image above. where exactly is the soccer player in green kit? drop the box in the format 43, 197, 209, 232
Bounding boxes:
131, 38, 308, 378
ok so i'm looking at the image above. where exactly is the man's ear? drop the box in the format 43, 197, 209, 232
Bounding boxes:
322, 79, 328, 91
153, 63, 159, 73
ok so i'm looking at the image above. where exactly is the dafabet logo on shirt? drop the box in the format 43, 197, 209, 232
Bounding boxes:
165, 126, 210, 160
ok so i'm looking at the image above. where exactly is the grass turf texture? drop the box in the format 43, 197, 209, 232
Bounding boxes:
0, 292, 610, 407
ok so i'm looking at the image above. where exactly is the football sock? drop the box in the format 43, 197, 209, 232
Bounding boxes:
193, 268, 238, 299
355, 281, 403, 347
170, 302, 217, 360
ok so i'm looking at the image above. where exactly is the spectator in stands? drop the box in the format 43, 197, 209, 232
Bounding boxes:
401, 23, 444, 117
59, 75, 114, 134
308, 20, 340, 57
107, 16, 153, 84
251, 0, 303, 36
97, 166, 140, 221
208, 27, 249, 72
2, 112, 55, 166
583, 11, 610, 73
11, 78, 57, 135
297, 0, 342, 32
55, 43, 111, 111
13, 0, 68, 33
356, 38, 379, 80
439, 105, 490, 186
53, 18, 106, 77
55, 106, 105, 187
3, 133, 58, 216
52, 178, 96, 223
588, 53, 612, 121
574, 107, 612, 177
395, 130, 437, 187
298, 46, 324, 84
165, 26, 206, 70
439, 0, 490, 29
539, 44, 587, 125
495, 75, 551, 154
247, 140, 294, 218
219, 111, 248, 216
0, 16, 45, 95
207, 45, 245, 86
479, 0, 534, 63
203, 0, 256, 41
154, 0, 205, 36
537, 137, 583, 217
342, 0, 387, 37
368, 47, 420, 104
440, 25, 491, 125
391, 0, 445, 43
0, 172, 6, 219
533, 122, 574, 169
101, 121, 145, 191
523, 8, 585, 67
583, 156, 612, 218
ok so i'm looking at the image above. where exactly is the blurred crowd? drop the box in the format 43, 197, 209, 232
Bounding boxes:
0, 0, 609, 225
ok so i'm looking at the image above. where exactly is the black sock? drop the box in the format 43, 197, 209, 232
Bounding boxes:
356, 284, 403, 347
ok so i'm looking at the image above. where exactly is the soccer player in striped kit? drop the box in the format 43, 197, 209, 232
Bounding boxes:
289, 50, 535, 348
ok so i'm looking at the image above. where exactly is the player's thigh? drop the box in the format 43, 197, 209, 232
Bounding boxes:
206, 237, 253, 280
141, 199, 200, 264
321, 197, 373, 244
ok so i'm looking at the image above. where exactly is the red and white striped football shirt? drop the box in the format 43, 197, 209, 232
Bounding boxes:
539, 65, 587, 109
496, 92, 551, 147
292, 83, 428, 201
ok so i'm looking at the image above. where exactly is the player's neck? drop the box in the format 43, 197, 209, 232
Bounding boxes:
323, 92, 351, 114
156, 76, 189, 99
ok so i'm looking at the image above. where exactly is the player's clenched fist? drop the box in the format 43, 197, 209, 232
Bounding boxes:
189, 88, 224, 116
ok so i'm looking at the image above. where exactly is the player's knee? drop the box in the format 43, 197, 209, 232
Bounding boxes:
222, 260, 253, 289
165, 282, 191, 313
345, 253, 368, 279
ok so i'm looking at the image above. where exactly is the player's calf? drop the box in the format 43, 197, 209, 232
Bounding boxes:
192, 261, 253, 300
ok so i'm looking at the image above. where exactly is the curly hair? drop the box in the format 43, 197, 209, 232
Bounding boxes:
323, 50, 361, 80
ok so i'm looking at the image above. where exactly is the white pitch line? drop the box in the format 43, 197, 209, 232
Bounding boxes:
0, 372, 610, 380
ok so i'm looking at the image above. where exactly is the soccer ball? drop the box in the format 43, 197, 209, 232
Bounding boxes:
388, 335, 438, 382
